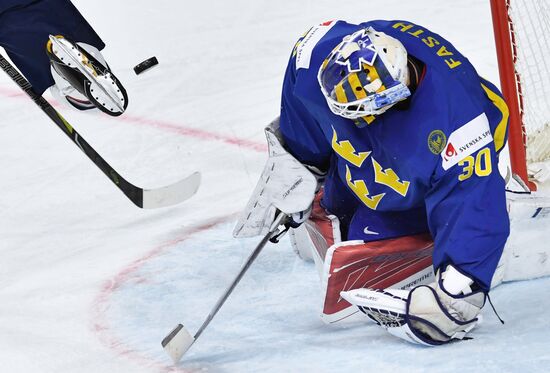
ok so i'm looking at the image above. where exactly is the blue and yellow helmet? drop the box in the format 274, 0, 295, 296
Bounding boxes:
318, 27, 411, 118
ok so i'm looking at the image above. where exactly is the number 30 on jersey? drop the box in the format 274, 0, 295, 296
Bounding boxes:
458, 147, 492, 181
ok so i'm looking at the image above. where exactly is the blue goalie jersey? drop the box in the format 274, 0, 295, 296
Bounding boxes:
279, 20, 510, 290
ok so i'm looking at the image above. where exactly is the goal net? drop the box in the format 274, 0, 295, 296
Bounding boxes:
491, 0, 550, 191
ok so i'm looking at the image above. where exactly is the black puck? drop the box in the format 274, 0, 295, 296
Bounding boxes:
134, 56, 159, 75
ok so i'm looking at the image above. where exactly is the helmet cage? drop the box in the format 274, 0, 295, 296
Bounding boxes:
318, 27, 411, 118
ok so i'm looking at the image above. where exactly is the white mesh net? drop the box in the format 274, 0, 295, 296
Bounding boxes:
507, 0, 550, 164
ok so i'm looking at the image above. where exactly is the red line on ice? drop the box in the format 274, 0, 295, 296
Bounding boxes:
0, 86, 266, 153
117, 113, 267, 152
90, 215, 233, 373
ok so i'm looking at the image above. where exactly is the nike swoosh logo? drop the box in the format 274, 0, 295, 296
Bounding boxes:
363, 226, 379, 235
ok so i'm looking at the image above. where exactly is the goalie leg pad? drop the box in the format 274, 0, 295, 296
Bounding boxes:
321, 234, 434, 324
290, 189, 342, 265
289, 225, 315, 262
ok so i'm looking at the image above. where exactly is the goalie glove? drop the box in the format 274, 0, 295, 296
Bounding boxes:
341, 264, 487, 346
285, 165, 326, 229
233, 118, 320, 238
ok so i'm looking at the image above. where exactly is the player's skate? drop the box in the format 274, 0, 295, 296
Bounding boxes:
46, 35, 128, 116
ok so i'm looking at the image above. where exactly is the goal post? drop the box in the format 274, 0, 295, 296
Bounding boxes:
490, 0, 550, 192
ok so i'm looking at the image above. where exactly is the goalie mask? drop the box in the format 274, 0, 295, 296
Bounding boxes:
318, 27, 411, 118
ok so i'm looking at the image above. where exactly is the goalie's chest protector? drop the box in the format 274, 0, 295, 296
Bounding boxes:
292, 19, 497, 212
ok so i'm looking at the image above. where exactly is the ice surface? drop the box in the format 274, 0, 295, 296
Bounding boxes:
0, 0, 548, 372
105, 222, 550, 372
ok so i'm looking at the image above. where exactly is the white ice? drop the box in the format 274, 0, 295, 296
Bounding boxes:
0, 1, 548, 372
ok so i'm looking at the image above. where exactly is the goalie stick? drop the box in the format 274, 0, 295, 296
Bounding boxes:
161, 212, 288, 363
0, 54, 200, 208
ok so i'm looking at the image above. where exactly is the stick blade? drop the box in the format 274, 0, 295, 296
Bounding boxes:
162, 324, 195, 363
142, 172, 201, 209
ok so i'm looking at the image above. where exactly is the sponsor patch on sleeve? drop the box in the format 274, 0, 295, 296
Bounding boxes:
296, 20, 336, 70
441, 113, 493, 170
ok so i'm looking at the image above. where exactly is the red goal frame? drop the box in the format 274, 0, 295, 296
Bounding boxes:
490, 0, 537, 191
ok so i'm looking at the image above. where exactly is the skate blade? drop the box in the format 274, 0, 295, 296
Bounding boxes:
48, 35, 127, 115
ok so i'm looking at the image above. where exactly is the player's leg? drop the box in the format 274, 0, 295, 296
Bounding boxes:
289, 168, 432, 262
320, 205, 434, 323
341, 206, 505, 345
289, 174, 435, 323
290, 172, 431, 263
347, 204, 431, 242
321, 234, 434, 323
46, 34, 128, 116
0, 0, 127, 115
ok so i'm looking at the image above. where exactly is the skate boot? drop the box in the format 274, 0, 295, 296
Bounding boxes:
46, 34, 128, 116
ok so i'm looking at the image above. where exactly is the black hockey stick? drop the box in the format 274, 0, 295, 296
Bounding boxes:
161, 212, 288, 363
0, 54, 200, 208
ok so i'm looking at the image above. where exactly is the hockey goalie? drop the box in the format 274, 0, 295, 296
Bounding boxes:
234, 19, 511, 346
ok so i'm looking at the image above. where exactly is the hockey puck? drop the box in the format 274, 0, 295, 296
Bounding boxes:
134, 56, 158, 75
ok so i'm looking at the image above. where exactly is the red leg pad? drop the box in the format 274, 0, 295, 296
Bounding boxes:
320, 234, 434, 323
